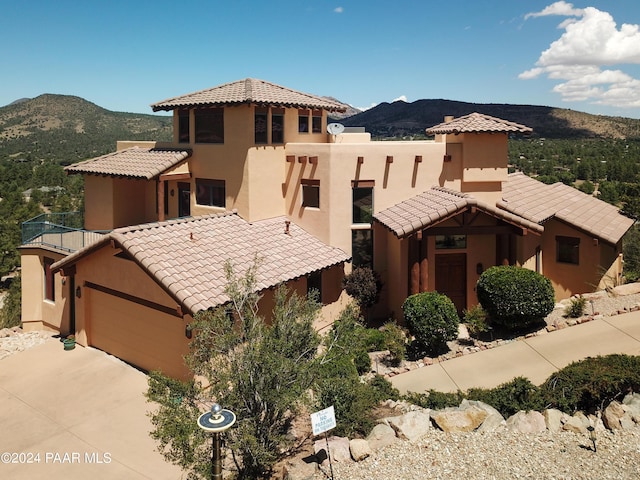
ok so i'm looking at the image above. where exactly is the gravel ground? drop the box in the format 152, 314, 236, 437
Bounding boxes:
330, 429, 640, 480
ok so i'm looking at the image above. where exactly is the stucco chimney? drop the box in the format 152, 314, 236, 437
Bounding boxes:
444, 115, 454, 123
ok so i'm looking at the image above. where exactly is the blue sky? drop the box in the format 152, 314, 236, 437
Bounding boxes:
2, 1, 640, 118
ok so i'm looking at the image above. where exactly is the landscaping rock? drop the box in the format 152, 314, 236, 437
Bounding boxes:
366, 423, 397, 451
562, 414, 588, 434
431, 405, 488, 433
385, 410, 431, 442
349, 439, 371, 462
543, 409, 565, 433
313, 436, 351, 466
603, 401, 625, 430
476, 413, 506, 433
281, 458, 317, 480
505, 411, 546, 433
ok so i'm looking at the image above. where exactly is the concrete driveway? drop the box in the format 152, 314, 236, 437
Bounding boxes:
391, 310, 640, 394
0, 338, 184, 479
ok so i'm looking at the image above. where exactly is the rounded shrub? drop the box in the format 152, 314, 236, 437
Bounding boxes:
402, 291, 459, 354
342, 267, 382, 308
476, 265, 555, 329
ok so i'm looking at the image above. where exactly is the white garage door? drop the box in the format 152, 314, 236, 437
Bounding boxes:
87, 288, 190, 379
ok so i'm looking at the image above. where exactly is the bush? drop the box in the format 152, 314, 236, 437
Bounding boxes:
0, 276, 21, 329
476, 266, 555, 329
403, 389, 465, 410
342, 267, 382, 308
466, 377, 544, 418
380, 322, 407, 365
402, 291, 459, 355
463, 304, 490, 337
540, 354, 640, 413
564, 296, 587, 318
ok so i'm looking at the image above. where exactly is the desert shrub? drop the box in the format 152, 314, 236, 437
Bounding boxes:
354, 348, 372, 375
402, 291, 459, 355
564, 296, 587, 318
342, 266, 382, 308
476, 266, 555, 329
0, 276, 21, 329
369, 374, 401, 403
380, 322, 407, 365
466, 377, 544, 418
403, 389, 465, 410
361, 328, 387, 351
540, 354, 640, 413
463, 304, 490, 337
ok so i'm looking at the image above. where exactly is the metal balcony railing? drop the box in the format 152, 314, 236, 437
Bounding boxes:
21, 212, 106, 253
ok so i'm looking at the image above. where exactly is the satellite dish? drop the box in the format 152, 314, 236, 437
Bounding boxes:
327, 123, 345, 135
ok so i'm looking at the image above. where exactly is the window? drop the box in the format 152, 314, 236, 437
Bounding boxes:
178, 109, 190, 143
307, 271, 322, 302
312, 110, 322, 133
255, 109, 268, 144
44, 257, 55, 302
196, 179, 225, 207
435, 235, 467, 249
195, 108, 224, 143
352, 184, 373, 224
271, 110, 284, 144
557, 236, 580, 264
301, 179, 320, 208
352, 229, 373, 268
298, 109, 310, 133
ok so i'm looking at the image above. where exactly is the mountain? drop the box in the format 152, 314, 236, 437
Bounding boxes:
336, 99, 640, 139
0, 94, 172, 164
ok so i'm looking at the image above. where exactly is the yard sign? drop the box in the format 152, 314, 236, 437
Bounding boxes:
310, 405, 336, 436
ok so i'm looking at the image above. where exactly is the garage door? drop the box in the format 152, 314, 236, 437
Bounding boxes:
86, 288, 191, 380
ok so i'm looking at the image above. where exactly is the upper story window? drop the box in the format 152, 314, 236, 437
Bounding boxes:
178, 109, 190, 144
298, 109, 310, 133
195, 108, 224, 144
352, 180, 374, 268
272, 109, 284, 144
255, 109, 268, 144
557, 236, 580, 265
196, 179, 225, 208
301, 179, 320, 208
312, 110, 322, 133
44, 257, 55, 302
352, 182, 374, 224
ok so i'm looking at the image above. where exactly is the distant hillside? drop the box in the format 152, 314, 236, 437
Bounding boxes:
0, 94, 172, 164
336, 100, 640, 139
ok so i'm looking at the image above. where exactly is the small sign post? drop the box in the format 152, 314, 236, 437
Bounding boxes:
311, 406, 337, 480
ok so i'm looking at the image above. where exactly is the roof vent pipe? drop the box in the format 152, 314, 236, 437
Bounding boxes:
284, 220, 291, 235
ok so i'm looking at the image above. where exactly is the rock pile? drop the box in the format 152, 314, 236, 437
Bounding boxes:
0, 327, 50, 360
281, 393, 640, 480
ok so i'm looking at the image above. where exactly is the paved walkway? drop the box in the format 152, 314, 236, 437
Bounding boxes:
0, 339, 183, 480
390, 310, 640, 394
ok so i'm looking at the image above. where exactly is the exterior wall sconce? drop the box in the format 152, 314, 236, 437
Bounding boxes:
185, 324, 193, 339
75, 286, 82, 298
444, 154, 452, 162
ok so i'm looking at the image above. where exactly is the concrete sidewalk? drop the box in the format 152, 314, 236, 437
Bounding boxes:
390, 310, 640, 394
0, 339, 183, 480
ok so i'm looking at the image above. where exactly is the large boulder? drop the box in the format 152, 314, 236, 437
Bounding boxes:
282, 458, 318, 480
349, 439, 372, 462
603, 401, 625, 430
543, 409, 565, 433
505, 411, 546, 433
431, 406, 488, 433
366, 423, 397, 451
313, 436, 351, 466
385, 411, 431, 442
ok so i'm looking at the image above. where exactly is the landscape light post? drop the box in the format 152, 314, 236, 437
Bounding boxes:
197, 403, 236, 480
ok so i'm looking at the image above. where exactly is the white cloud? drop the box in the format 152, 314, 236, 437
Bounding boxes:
521, 3, 640, 109
334, 6, 343, 13
392, 95, 408, 103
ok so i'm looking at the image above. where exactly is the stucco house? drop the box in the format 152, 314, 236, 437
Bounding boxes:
19, 78, 634, 379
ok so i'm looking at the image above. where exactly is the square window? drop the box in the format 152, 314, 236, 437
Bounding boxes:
195, 108, 224, 143
302, 180, 320, 208
557, 236, 580, 264
196, 179, 225, 208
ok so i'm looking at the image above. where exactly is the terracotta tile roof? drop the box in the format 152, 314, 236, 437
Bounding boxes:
151, 78, 347, 112
426, 113, 532, 135
499, 172, 634, 245
374, 187, 543, 238
53, 212, 349, 314
65, 147, 191, 179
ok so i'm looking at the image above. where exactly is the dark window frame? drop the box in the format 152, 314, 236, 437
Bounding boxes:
196, 179, 226, 208
307, 270, 323, 303
194, 108, 224, 144
178, 109, 190, 144
301, 179, 320, 208
298, 109, 310, 133
44, 257, 55, 302
312, 110, 322, 133
271, 109, 284, 144
254, 108, 268, 144
556, 236, 580, 265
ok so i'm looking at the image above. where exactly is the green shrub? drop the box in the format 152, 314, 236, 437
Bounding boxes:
463, 304, 490, 337
0, 276, 21, 329
381, 322, 407, 365
466, 377, 544, 418
361, 328, 387, 351
403, 389, 465, 410
354, 348, 372, 375
564, 296, 587, 318
540, 354, 640, 413
402, 291, 459, 355
342, 267, 382, 308
476, 266, 555, 329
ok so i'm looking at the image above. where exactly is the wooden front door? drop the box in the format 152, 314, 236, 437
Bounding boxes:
435, 253, 467, 314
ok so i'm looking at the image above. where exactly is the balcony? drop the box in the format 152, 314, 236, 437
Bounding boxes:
21, 212, 106, 253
